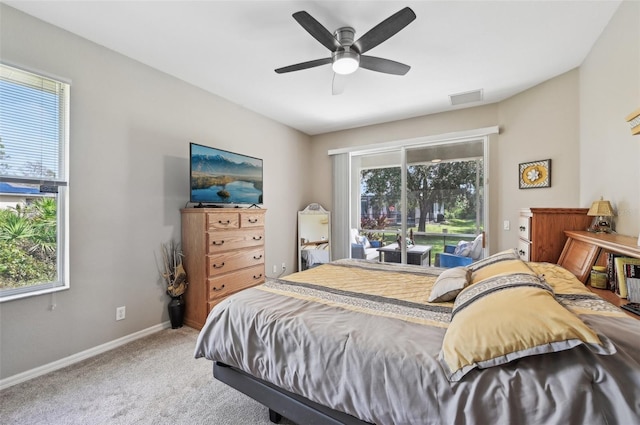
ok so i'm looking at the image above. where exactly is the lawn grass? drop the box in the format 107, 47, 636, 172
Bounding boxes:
371, 218, 481, 264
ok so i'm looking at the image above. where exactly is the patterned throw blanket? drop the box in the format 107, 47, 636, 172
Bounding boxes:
260, 259, 453, 327
258, 259, 626, 328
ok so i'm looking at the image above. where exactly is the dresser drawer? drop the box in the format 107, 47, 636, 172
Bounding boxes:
207, 264, 265, 302
207, 213, 240, 230
207, 248, 265, 277
182, 207, 267, 330
517, 239, 531, 262
207, 229, 265, 253
518, 216, 531, 241
241, 211, 265, 228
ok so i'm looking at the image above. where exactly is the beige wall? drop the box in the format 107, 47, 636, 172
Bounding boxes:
0, 5, 311, 380
496, 69, 582, 250
579, 0, 639, 237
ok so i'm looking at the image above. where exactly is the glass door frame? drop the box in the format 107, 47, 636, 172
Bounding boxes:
350, 135, 490, 265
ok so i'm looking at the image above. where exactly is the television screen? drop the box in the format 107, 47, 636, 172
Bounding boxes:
190, 143, 263, 205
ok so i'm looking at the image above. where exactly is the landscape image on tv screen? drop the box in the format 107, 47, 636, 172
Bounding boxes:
190, 143, 263, 205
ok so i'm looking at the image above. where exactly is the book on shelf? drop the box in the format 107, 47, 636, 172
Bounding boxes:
628, 279, 640, 303
613, 257, 640, 299
606, 253, 621, 292
625, 264, 640, 303
625, 263, 640, 277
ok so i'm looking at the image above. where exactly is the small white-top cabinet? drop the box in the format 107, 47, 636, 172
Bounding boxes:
298, 204, 331, 271
517, 208, 591, 263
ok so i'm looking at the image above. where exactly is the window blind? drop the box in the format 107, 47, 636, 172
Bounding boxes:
0, 64, 68, 185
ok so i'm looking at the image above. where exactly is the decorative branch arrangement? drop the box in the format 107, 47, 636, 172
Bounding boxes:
159, 240, 188, 297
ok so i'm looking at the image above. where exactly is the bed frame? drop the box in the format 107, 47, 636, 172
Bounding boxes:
214, 362, 372, 425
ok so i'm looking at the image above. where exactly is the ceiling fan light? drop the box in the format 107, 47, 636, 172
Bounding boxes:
332, 51, 359, 75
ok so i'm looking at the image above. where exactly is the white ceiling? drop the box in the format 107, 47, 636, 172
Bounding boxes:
5, 0, 621, 135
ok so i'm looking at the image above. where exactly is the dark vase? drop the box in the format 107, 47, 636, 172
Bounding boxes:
168, 295, 185, 329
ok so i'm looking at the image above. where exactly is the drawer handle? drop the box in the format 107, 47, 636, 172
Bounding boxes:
212, 240, 225, 246
253, 254, 263, 260
248, 218, 258, 223
519, 226, 526, 231
212, 284, 225, 292
213, 262, 225, 269
253, 236, 263, 241
253, 274, 263, 280
218, 220, 230, 225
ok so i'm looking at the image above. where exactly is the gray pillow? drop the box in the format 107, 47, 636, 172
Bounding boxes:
428, 267, 471, 302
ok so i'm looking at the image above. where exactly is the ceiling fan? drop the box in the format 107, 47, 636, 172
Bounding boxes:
275, 7, 416, 93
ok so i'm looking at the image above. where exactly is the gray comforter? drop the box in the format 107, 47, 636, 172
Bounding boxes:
194, 260, 640, 425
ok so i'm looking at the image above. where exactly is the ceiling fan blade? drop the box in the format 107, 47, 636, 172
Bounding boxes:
275, 58, 332, 74
359, 56, 411, 75
353, 7, 416, 54
293, 11, 342, 52
332, 73, 347, 95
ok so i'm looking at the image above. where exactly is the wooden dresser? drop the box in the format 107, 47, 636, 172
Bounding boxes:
517, 208, 591, 263
181, 208, 266, 329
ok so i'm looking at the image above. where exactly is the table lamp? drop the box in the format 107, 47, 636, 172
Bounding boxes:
587, 197, 614, 233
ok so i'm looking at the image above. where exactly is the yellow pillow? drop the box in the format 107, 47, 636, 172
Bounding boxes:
466, 248, 519, 273
470, 258, 535, 284
439, 272, 615, 381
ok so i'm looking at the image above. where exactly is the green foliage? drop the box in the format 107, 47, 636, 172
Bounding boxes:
361, 215, 388, 230
0, 241, 55, 287
361, 159, 483, 231
0, 198, 58, 289
0, 209, 35, 241
360, 215, 389, 241
382, 218, 480, 261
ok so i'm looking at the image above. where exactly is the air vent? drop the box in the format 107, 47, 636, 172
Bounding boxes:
449, 89, 483, 106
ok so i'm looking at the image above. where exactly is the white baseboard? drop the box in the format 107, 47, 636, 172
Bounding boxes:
0, 321, 171, 390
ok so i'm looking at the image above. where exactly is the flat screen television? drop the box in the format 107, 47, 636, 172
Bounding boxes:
190, 142, 263, 206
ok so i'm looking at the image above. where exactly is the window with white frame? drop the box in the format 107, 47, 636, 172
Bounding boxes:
0, 63, 70, 301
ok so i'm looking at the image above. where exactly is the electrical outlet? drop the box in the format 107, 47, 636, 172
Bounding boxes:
281, 262, 286, 271
503, 220, 510, 230
116, 306, 126, 321
272, 264, 277, 274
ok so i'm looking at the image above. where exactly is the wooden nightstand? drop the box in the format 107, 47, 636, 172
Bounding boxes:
558, 230, 640, 320
517, 208, 591, 263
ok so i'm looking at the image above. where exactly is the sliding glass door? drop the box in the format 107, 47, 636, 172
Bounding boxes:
351, 138, 486, 265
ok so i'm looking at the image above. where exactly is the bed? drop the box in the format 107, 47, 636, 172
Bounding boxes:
194, 250, 640, 425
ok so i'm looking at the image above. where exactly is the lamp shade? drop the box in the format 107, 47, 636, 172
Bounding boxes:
587, 199, 614, 217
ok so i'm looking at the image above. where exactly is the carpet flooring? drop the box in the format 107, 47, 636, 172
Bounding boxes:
0, 326, 295, 425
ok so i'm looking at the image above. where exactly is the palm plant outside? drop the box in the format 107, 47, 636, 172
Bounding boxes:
0, 197, 57, 288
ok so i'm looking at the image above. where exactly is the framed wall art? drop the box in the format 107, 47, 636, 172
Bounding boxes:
519, 159, 551, 189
